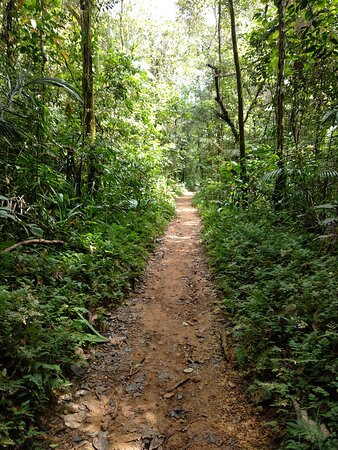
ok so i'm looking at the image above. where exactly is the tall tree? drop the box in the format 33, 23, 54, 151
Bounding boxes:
119, 0, 125, 51
273, 0, 286, 208
1, 0, 16, 62
228, 0, 246, 176
80, 0, 96, 192
80, 0, 96, 140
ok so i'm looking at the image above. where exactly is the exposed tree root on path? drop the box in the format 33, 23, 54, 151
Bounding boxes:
46, 194, 272, 449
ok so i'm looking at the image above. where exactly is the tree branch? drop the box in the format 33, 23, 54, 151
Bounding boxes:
244, 81, 264, 124
207, 63, 239, 142
2, 239, 65, 253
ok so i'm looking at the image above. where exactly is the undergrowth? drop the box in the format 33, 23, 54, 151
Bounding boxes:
195, 193, 338, 449
0, 197, 175, 448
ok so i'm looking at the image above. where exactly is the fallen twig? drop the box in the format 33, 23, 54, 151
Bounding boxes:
180, 418, 199, 432
128, 357, 146, 378
2, 239, 65, 254
167, 377, 191, 393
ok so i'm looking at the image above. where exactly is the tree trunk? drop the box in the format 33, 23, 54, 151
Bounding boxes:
120, 0, 125, 51
208, 63, 239, 142
273, 0, 287, 209
217, 0, 222, 66
80, 0, 96, 140
2, 0, 15, 63
228, 0, 246, 177
216, 1, 223, 156
80, 0, 96, 192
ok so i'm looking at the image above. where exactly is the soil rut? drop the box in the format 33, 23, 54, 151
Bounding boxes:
47, 194, 272, 449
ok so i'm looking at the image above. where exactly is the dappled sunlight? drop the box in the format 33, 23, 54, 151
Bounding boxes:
177, 207, 195, 213
167, 234, 190, 240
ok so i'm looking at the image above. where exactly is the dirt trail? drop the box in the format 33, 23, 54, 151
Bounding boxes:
47, 194, 272, 450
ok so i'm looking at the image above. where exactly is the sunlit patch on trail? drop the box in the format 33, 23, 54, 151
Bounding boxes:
167, 234, 190, 240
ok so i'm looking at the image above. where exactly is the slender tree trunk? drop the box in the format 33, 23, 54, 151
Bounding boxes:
217, 0, 223, 155
208, 64, 239, 142
80, 0, 96, 140
120, 0, 125, 51
2, 0, 15, 62
80, 0, 96, 192
273, 0, 287, 208
36, 0, 47, 196
228, 0, 246, 177
217, 0, 222, 66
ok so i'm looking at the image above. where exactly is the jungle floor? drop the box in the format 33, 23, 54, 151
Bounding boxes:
45, 194, 273, 450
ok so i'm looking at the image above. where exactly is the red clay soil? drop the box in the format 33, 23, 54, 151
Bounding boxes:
45, 194, 272, 449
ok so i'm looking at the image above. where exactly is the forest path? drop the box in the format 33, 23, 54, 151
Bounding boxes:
48, 194, 271, 449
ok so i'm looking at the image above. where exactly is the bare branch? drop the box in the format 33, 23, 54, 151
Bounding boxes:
244, 82, 264, 124
2, 239, 65, 253
207, 64, 239, 142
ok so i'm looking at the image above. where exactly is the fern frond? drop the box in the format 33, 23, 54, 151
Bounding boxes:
319, 169, 338, 179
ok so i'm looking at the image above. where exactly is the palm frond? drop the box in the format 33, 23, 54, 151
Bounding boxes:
261, 168, 283, 181
0, 118, 25, 145
26, 77, 83, 103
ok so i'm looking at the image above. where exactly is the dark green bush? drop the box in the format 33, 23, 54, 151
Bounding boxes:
196, 195, 338, 449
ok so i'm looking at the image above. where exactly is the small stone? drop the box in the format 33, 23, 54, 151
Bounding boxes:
63, 412, 87, 429
110, 336, 127, 345
74, 389, 87, 398
70, 364, 85, 378
101, 418, 109, 431
92, 431, 109, 450
68, 402, 81, 413
158, 370, 170, 380
183, 368, 194, 374
204, 432, 223, 447
59, 393, 72, 402
163, 392, 175, 399
73, 434, 87, 443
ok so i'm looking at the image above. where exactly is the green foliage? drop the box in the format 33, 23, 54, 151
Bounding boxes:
0, 194, 174, 447
0, 4, 178, 445
196, 191, 338, 448
1, 0, 337, 447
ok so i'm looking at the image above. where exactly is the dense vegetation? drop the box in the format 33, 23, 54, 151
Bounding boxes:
189, 0, 337, 447
196, 195, 337, 449
0, 0, 337, 448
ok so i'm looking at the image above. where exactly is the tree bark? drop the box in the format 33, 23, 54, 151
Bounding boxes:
217, 0, 222, 66
228, 0, 246, 176
2, 0, 15, 63
120, 0, 125, 51
273, 0, 287, 208
80, 0, 96, 192
80, 0, 96, 140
